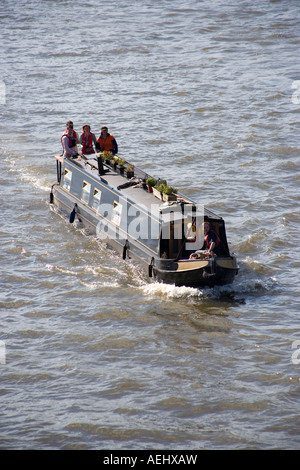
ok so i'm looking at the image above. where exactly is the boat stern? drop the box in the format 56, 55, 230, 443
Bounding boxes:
152, 255, 238, 287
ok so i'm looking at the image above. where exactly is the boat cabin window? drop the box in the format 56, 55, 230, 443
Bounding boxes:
92, 188, 102, 211
81, 181, 91, 204
62, 169, 72, 191
111, 201, 122, 227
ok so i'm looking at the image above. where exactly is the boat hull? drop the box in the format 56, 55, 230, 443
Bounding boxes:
51, 187, 155, 267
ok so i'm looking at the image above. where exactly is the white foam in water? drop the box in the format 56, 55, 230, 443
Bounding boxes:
79, 280, 119, 290
6, 154, 51, 192
141, 281, 205, 299
140, 276, 277, 304
46, 264, 78, 276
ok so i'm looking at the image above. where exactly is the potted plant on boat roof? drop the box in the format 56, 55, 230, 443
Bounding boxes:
102, 151, 114, 164
110, 155, 119, 170
146, 177, 157, 193
155, 183, 177, 202
126, 163, 135, 179
152, 179, 166, 199
116, 157, 126, 175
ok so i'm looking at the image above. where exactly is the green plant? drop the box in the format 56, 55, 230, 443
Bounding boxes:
116, 157, 126, 166
166, 185, 177, 195
146, 177, 157, 187
102, 151, 114, 161
156, 183, 177, 195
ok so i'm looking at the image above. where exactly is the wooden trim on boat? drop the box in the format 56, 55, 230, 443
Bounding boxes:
54, 154, 64, 163
175, 260, 209, 271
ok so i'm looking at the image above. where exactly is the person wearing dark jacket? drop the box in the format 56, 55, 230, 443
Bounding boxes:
96, 126, 118, 155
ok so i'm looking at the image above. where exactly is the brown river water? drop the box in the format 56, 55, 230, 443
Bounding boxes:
0, 0, 300, 450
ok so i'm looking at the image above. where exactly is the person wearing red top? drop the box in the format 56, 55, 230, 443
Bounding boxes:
189, 221, 221, 259
96, 126, 118, 155
80, 124, 97, 155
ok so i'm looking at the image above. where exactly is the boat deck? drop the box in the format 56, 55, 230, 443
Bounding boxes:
73, 155, 194, 215
55, 154, 222, 221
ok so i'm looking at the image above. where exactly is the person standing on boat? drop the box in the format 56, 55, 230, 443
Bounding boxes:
61, 121, 79, 158
189, 221, 220, 259
80, 124, 97, 155
96, 126, 118, 155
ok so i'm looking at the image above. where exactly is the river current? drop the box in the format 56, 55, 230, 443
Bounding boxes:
0, 0, 300, 450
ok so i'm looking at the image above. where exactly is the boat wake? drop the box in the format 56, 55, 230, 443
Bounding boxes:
5, 153, 52, 192
138, 268, 278, 305
141, 281, 205, 300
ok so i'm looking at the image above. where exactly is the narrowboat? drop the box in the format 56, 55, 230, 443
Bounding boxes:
49, 153, 238, 288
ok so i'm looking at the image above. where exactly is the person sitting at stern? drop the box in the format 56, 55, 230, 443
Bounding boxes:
189, 221, 220, 259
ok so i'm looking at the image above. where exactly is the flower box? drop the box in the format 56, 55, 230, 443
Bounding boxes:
152, 186, 162, 200
162, 192, 177, 202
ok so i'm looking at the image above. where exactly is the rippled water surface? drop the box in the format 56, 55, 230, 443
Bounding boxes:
0, 0, 300, 450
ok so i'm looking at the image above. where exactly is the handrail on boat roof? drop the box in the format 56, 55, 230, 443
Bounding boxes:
54, 154, 64, 163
